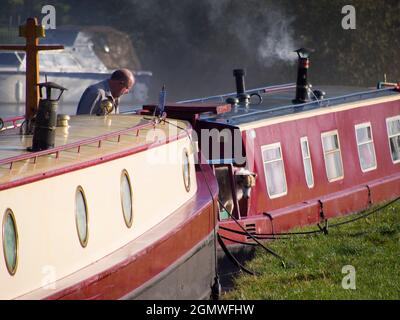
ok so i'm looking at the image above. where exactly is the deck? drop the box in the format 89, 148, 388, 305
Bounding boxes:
0, 115, 189, 187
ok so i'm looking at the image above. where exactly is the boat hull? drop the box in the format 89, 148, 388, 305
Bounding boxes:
42, 169, 218, 300
12, 165, 219, 300
124, 231, 216, 300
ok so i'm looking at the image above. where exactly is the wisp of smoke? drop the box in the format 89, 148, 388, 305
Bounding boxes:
207, 0, 298, 67
258, 15, 297, 67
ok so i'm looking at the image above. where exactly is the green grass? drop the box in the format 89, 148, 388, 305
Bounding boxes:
223, 199, 400, 300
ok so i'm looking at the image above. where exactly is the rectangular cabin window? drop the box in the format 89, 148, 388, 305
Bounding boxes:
386, 116, 400, 164
355, 123, 377, 172
300, 137, 314, 188
321, 131, 344, 182
261, 143, 287, 198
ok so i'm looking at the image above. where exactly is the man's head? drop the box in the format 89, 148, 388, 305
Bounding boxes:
108, 69, 135, 98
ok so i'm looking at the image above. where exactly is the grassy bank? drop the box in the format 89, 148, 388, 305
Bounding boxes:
223, 199, 400, 300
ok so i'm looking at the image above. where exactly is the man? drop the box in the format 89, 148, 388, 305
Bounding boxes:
76, 68, 135, 115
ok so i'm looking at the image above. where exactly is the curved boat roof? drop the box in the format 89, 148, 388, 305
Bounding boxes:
198, 85, 400, 128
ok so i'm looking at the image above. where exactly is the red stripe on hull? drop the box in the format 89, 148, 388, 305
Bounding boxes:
369, 174, 400, 204
320, 186, 370, 219
220, 173, 400, 244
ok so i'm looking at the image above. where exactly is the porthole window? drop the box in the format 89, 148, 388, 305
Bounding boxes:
2, 209, 18, 275
75, 186, 88, 247
121, 170, 133, 228
182, 148, 191, 192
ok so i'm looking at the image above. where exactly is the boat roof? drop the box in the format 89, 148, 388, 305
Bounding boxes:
198, 85, 400, 127
0, 115, 189, 188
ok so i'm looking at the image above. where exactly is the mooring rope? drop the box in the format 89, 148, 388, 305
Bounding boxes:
220, 196, 400, 240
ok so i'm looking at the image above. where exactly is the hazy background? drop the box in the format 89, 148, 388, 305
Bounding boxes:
0, 0, 399, 103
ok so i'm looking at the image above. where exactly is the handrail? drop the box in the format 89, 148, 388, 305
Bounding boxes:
227, 87, 399, 121
0, 120, 156, 169
177, 83, 296, 104
0, 115, 25, 131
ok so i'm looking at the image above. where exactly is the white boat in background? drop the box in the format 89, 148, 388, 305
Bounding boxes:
0, 25, 152, 116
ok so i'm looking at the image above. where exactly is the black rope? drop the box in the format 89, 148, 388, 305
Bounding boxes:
219, 225, 321, 238
217, 199, 286, 268
219, 234, 259, 246
263, 212, 275, 237
217, 234, 258, 276
220, 196, 400, 239
329, 196, 400, 228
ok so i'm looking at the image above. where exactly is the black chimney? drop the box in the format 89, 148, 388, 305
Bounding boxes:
233, 69, 250, 105
31, 82, 67, 151
293, 48, 311, 104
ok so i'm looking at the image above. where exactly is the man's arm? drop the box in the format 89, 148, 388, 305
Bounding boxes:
76, 88, 104, 115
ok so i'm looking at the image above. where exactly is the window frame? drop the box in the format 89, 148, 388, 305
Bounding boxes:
300, 136, 315, 188
355, 122, 377, 172
321, 130, 344, 182
182, 148, 191, 192
75, 186, 89, 248
386, 115, 400, 164
120, 169, 133, 228
261, 142, 288, 199
2, 208, 19, 276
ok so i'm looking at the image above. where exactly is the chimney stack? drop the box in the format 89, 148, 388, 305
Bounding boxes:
233, 69, 250, 105
293, 48, 311, 104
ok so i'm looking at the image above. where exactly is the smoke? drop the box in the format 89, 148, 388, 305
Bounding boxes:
206, 0, 298, 67
257, 15, 298, 67
123, 0, 299, 100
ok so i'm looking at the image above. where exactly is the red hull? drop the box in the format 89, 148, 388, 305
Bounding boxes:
220, 98, 400, 242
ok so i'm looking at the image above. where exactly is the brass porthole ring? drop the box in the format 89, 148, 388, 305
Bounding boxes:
75, 186, 89, 248
2, 208, 19, 276
182, 148, 191, 193
120, 169, 133, 228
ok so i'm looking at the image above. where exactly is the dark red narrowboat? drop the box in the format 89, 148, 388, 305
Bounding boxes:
145, 49, 400, 256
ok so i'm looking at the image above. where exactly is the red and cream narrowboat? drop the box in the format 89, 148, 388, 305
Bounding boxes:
0, 18, 219, 300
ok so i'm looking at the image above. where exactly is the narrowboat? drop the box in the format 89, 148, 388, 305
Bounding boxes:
142, 49, 400, 259
0, 18, 218, 300
1, 17, 399, 300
